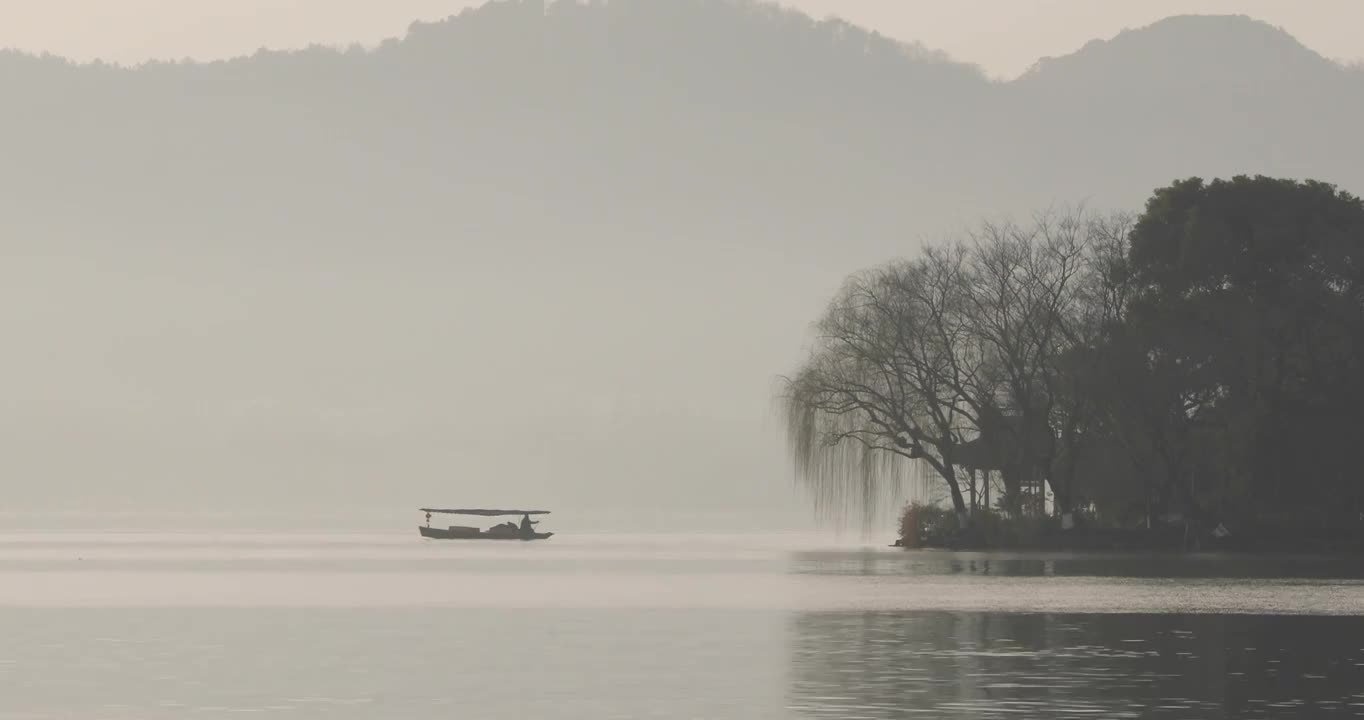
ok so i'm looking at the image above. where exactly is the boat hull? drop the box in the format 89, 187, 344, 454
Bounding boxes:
418, 526, 553, 541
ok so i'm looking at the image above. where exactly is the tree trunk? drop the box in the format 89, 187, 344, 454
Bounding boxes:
925, 447, 971, 527
1049, 416, 1080, 518
1000, 464, 1023, 515
942, 466, 970, 527
1046, 466, 1073, 519
969, 469, 978, 513
949, 486, 970, 528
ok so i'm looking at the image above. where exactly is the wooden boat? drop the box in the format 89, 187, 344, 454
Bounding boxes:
418, 508, 554, 541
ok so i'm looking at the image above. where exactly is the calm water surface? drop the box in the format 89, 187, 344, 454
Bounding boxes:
1, 532, 1363, 718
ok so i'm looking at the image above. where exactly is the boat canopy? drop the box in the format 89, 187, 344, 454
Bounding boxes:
420, 508, 550, 516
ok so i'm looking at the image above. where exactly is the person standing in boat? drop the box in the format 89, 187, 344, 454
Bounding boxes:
519, 513, 537, 538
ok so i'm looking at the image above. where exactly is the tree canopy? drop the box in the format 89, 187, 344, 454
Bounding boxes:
784, 176, 1364, 535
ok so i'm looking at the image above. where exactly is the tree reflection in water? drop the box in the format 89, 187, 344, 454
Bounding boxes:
789, 612, 1364, 718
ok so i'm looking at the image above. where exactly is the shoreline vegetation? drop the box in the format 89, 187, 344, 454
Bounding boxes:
893, 503, 1364, 554
782, 176, 1364, 555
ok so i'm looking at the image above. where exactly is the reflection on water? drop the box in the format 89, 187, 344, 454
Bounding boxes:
791, 550, 1364, 580
790, 612, 1364, 718
4, 533, 1364, 718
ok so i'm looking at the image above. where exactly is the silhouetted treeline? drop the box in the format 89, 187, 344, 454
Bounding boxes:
1116, 177, 1364, 531
785, 176, 1364, 539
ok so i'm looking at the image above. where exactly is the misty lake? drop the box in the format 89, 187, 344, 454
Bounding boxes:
2, 532, 1363, 718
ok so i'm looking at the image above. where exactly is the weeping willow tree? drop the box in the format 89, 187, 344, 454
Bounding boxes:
781, 208, 1138, 529
780, 249, 992, 528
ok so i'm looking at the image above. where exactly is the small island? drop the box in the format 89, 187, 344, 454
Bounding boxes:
781, 176, 1364, 554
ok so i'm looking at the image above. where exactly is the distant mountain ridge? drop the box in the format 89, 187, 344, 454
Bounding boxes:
1, 0, 1361, 516
1018, 14, 1346, 83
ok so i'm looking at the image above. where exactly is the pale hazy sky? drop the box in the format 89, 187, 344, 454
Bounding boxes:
1, 0, 1359, 78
